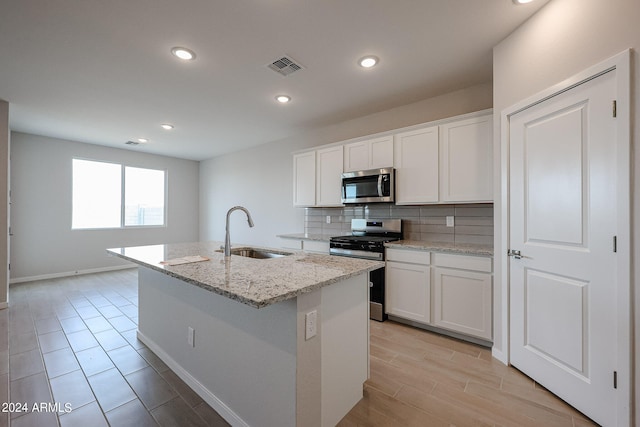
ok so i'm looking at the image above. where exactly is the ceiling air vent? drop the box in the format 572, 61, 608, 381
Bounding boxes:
267, 56, 304, 77
125, 140, 139, 146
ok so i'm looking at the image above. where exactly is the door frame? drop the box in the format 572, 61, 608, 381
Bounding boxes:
495, 49, 631, 425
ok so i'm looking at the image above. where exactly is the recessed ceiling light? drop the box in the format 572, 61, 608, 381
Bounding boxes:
171, 47, 196, 61
160, 124, 174, 130
276, 95, 291, 104
512, 0, 534, 4
358, 56, 379, 68
137, 138, 149, 143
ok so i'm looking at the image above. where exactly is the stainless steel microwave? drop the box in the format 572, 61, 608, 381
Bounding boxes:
341, 168, 395, 204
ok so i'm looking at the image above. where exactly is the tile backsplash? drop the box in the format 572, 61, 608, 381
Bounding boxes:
305, 203, 493, 246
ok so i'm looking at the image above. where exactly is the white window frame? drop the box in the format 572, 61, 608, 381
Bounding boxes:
72, 158, 168, 230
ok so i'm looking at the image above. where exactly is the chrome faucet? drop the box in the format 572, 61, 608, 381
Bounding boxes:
224, 206, 255, 257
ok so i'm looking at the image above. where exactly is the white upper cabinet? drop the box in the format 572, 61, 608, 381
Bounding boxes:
394, 113, 492, 204
439, 115, 493, 202
315, 146, 343, 206
293, 146, 343, 207
344, 136, 393, 172
292, 151, 316, 207
293, 110, 492, 207
394, 126, 439, 204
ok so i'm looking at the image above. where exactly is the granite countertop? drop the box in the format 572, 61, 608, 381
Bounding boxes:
385, 240, 494, 256
277, 233, 347, 242
107, 241, 383, 309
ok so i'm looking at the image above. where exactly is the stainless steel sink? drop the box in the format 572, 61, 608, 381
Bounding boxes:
216, 247, 292, 259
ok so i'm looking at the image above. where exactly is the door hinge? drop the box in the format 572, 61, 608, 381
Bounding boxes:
612, 100, 617, 118
613, 236, 617, 253
613, 371, 618, 389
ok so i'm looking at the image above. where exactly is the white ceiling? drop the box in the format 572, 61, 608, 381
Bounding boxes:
0, 0, 549, 161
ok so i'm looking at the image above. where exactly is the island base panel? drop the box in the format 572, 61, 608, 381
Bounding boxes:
137, 267, 369, 427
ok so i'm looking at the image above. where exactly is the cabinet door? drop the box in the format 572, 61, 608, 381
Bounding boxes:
440, 115, 493, 202
344, 136, 393, 171
369, 136, 394, 169
394, 126, 439, 204
343, 141, 369, 172
293, 151, 316, 206
385, 261, 430, 323
432, 267, 492, 340
316, 146, 343, 206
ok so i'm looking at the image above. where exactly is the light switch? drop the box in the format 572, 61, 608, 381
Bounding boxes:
326, 215, 331, 224
187, 327, 195, 347
446, 216, 455, 227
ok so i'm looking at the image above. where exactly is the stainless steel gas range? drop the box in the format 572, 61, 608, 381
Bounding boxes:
329, 219, 402, 321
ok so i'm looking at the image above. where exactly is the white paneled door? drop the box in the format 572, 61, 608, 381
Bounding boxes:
509, 70, 619, 425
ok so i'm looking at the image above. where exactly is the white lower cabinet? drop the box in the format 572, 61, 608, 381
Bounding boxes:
432, 267, 492, 340
303, 240, 329, 254
386, 261, 430, 323
386, 248, 493, 342
279, 238, 303, 250
278, 238, 329, 254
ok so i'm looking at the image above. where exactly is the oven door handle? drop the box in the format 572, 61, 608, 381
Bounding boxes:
377, 174, 383, 197
330, 248, 383, 261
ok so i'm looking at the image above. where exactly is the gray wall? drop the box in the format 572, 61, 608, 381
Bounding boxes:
199, 82, 493, 246
492, 0, 639, 419
0, 101, 7, 305
10, 132, 199, 281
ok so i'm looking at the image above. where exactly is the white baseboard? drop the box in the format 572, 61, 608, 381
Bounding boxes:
491, 346, 508, 365
9, 264, 137, 284
136, 331, 249, 427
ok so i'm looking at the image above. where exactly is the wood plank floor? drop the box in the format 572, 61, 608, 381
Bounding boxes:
5, 270, 599, 426
339, 320, 598, 427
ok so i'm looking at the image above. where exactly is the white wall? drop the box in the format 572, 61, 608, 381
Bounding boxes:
492, 0, 639, 421
199, 82, 492, 246
10, 132, 199, 281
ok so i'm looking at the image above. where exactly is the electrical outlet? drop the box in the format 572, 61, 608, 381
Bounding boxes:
446, 216, 455, 227
305, 310, 317, 340
187, 327, 195, 347
326, 215, 331, 224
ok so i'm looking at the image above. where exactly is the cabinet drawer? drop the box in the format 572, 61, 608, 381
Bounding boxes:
279, 238, 303, 250
386, 248, 430, 265
303, 240, 329, 254
432, 253, 491, 273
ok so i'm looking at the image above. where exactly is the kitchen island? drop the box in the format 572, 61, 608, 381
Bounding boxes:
107, 242, 383, 427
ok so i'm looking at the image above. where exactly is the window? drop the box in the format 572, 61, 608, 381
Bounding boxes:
72, 159, 166, 229
124, 166, 165, 226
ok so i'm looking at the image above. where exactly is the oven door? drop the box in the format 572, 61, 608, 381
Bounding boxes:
341, 168, 394, 204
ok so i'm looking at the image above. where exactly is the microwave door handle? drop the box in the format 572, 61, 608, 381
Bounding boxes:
377, 174, 383, 197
